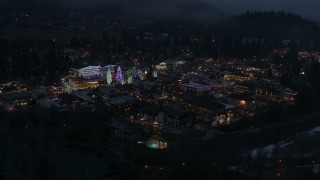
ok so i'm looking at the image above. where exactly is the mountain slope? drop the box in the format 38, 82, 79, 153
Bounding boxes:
122, 0, 227, 22
0, 0, 227, 22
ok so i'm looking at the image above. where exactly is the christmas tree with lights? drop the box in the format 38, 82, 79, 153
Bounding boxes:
107, 69, 112, 85
116, 66, 123, 84
127, 68, 134, 84
153, 70, 158, 78
63, 79, 76, 93
127, 68, 134, 78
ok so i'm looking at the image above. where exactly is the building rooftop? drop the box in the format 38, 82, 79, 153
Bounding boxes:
0, 91, 32, 101
58, 93, 81, 105
110, 96, 134, 105
183, 82, 211, 89
228, 93, 255, 102
110, 121, 140, 135
185, 96, 225, 111
283, 88, 298, 95
141, 105, 159, 116
164, 106, 187, 120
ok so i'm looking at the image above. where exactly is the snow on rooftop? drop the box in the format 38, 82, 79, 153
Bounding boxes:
183, 82, 211, 88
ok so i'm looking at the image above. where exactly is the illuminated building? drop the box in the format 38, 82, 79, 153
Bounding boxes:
46, 86, 64, 97
182, 95, 234, 124
0, 91, 32, 110
74, 81, 99, 91
139, 106, 168, 149
164, 60, 186, 70
155, 62, 167, 70
227, 94, 256, 111
283, 88, 298, 104
77, 66, 103, 80
182, 82, 212, 93
73, 65, 119, 81
223, 74, 251, 81
182, 72, 210, 82
255, 86, 282, 102
232, 81, 255, 94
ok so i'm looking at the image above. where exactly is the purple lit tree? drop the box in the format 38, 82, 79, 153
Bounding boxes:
116, 66, 123, 84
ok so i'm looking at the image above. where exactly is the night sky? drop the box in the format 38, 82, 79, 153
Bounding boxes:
0, 0, 319, 20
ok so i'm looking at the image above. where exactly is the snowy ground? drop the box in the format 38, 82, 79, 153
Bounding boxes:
248, 125, 320, 158
299, 126, 320, 138
249, 141, 293, 158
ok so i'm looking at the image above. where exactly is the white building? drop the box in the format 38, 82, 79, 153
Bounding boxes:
155, 62, 167, 71
77, 66, 102, 79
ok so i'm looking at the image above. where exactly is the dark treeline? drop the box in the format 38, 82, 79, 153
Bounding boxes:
0, 37, 71, 84
215, 11, 320, 40
141, 11, 320, 41
0, 110, 117, 179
